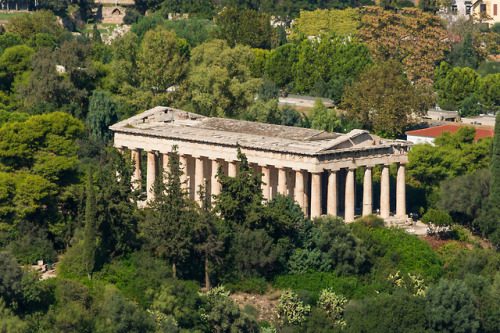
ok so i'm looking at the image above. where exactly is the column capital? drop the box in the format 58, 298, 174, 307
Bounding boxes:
309, 170, 323, 174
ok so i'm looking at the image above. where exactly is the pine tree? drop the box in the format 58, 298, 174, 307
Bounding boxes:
92, 24, 102, 44
193, 182, 224, 290
83, 173, 99, 279
142, 145, 195, 278
215, 146, 266, 229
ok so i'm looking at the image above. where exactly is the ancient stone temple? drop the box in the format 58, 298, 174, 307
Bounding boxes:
110, 107, 411, 222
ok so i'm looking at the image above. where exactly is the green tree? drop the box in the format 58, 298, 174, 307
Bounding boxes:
426, 279, 479, 333
188, 39, 261, 118
290, 8, 361, 39
26, 33, 57, 50
308, 99, 341, 132
142, 146, 195, 278
92, 24, 102, 44
0, 33, 22, 52
215, 147, 265, 229
138, 27, 189, 93
0, 298, 27, 333
264, 43, 298, 88
241, 99, 280, 124
434, 64, 481, 110
86, 90, 118, 143
213, 7, 275, 49
7, 10, 63, 42
83, 174, 99, 280
477, 73, 500, 112
341, 60, 435, 136
460, 94, 483, 117
316, 216, 369, 275
0, 45, 34, 91
454, 32, 479, 69
193, 185, 224, 290
477, 112, 500, 246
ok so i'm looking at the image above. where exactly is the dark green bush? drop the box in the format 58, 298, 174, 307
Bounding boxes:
272, 271, 371, 303
225, 277, 268, 295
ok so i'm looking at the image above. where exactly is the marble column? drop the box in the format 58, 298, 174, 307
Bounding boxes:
362, 166, 373, 216
211, 159, 221, 198
345, 168, 355, 222
327, 170, 338, 216
180, 155, 189, 191
278, 167, 287, 195
131, 148, 142, 191
146, 151, 157, 202
195, 157, 205, 204
295, 170, 306, 215
261, 165, 271, 200
228, 161, 237, 177
161, 153, 170, 182
310, 171, 322, 218
380, 164, 391, 219
396, 163, 406, 217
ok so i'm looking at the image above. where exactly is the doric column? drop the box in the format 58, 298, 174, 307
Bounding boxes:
362, 166, 373, 216
228, 161, 237, 177
162, 153, 170, 182
278, 167, 287, 195
380, 164, 391, 219
195, 157, 205, 204
345, 168, 355, 222
294, 170, 306, 215
131, 148, 142, 191
327, 170, 338, 216
180, 155, 188, 191
146, 151, 157, 202
261, 165, 271, 200
211, 159, 221, 198
310, 171, 322, 219
396, 163, 406, 217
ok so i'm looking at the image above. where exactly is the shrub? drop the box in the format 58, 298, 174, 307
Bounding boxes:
317, 289, 347, 325
354, 214, 384, 229
276, 290, 311, 325
272, 271, 369, 303
225, 277, 268, 295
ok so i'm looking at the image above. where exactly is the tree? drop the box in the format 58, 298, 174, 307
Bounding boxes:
408, 127, 492, 188
290, 8, 361, 39
434, 64, 481, 110
193, 185, 224, 290
83, 174, 99, 280
477, 74, 500, 112
264, 43, 298, 88
86, 90, 118, 143
142, 146, 195, 278
421, 209, 453, 231
449, 32, 479, 69
358, 7, 451, 83
39, 0, 70, 12
240, 99, 280, 124
0, 45, 34, 91
308, 99, 341, 132
341, 60, 435, 136
138, 27, 189, 93
426, 279, 479, 333
316, 216, 369, 275
215, 147, 265, 229
460, 94, 483, 117
92, 24, 102, 44
188, 39, 261, 118
213, 7, 275, 49
7, 10, 63, 42
477, 113, 500, 246
0, 298, 27, 333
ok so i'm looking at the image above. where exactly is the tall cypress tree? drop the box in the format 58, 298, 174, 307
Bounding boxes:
83, 173, 99, 279
142, 145, 195, 278
478, 113, 500, 245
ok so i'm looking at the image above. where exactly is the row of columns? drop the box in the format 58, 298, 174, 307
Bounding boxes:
127, 148, 406, 222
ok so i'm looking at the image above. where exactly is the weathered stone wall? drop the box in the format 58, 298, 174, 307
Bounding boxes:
94, 5, 127, 24
94, 0, 135, 5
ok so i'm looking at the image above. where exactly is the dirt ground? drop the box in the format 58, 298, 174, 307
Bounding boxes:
230, 290, 281, 323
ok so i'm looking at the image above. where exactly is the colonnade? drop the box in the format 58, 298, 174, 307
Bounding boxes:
124, 148, 407, 222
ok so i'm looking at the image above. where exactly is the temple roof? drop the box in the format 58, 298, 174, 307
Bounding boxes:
110, 107, 409, 155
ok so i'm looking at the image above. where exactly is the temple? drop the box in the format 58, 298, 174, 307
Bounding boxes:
110, 106, 411, 222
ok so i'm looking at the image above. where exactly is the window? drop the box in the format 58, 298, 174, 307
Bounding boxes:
480, 4, 487, 12
494, 4, 498, 16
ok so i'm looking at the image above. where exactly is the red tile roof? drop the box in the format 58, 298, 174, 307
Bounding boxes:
405, 124, 494, 141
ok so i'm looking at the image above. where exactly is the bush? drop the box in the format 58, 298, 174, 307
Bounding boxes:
225, 277, 268, 295
272, 271, 369, 303
276, 290, 311, 325
350, 225, 443, 281
8, 230, 57, 265
354, 214, 384, 229
421, 209, 453, 228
